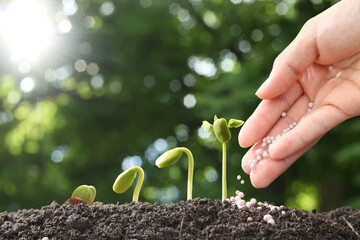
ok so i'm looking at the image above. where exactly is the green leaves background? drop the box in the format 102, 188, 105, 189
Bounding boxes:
0, 0, 359, 212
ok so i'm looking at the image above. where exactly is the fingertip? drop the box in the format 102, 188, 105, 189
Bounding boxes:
268, 143, 283, 160
241, 156, 251, 175
255, 76, 279, 100
255, 77, 270, 98
250, 171, 271, 188
238, 121, 255, 148
238, 130, 249, 148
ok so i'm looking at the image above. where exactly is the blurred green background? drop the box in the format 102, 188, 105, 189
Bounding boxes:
0, 0, 359, 212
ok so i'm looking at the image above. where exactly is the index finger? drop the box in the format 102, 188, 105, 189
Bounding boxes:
256, 17, 319, 99
238, 81, 303, 148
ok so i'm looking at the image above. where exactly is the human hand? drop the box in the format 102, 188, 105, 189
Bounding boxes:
238, 0, 360, 188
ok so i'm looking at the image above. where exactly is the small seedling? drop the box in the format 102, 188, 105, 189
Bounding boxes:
202, 115, 244, 201
113, 166, 144, 203
155, 147, 194, 200
65, 185, 96, 205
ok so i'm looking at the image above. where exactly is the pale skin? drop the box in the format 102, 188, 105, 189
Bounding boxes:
238, 0, 360, 188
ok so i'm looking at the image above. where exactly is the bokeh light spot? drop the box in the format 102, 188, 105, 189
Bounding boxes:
188, 56, 217, 77
140, 0, 152, 8
183, 74, 196, 87
183, 94, 196, 109
122, 156, 143, 171
203, 10, 220, 29
144, 75, 156, 88
20, 77, 35, 93
90, 75, 104, 89
238, 40, 251, 53
204, 167, 219, 182
169, 79, 182, 92
18, 61, 31, 74
63, 0, 78, 16
79, 42, 92, 55
83, 16, 95, 28
75, 60, 87, 72
87, 63, 100, 76
58, 19, 72, 33
100, 1, 115, 16
276, 2, 288, 16
251, 29, 263, 42
109, 81, 122, 94
7, 92, 21, 105
154, 138, 168, 153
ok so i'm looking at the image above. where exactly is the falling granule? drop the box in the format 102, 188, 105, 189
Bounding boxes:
237, 175, 241, 180
281, 211, 286, 215
247, 217, 253, 222
240, 180, 245, 184
281, 112, 287, 117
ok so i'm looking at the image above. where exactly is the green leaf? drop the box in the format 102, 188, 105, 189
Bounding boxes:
213, 118, 231, 143
155, 148, 183, 168
201, 120, 214, 132
228, 119, 244, 128
112, 168, 137, 194
71, 185, 96, 204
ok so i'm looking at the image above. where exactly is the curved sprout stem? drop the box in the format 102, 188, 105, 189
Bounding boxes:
222, 142, 227, 201
180, 147, 194, 200
132, 166, 144, 203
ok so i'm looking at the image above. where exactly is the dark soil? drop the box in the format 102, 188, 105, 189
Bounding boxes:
1, 198, 359, 239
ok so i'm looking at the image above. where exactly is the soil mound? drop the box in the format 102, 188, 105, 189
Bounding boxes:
1, 198, 359, 239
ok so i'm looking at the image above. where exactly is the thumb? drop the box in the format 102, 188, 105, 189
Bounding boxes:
268, 104, 348, 160
256, 17, 319, 99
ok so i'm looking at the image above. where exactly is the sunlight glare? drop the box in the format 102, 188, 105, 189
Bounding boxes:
0, 0, 54, 61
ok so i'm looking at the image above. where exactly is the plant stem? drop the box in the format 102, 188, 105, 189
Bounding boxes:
222, 142, 227, 201
132, 166, 144, 203
181, 147, 194, 200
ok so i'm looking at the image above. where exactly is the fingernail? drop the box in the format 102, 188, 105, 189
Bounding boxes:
255, 77, 270, 96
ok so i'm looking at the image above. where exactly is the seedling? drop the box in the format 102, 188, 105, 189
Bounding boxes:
202, 115, 244, 201
155, 147, 194, 200
113, 166, 144, 203
65, 185, 96, 205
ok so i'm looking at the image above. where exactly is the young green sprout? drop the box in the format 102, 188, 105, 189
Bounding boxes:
71, 185, 96, 204
202, 115, 244, 201
113, 166, 144, 203
155, 147, 194, 200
